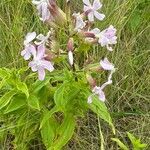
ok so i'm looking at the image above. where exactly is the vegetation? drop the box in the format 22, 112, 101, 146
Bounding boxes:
0, 0, 149, 149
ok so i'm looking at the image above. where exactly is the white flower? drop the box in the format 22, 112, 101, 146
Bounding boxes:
83, 0, 105, 22
29, 44, 54, 80
73, 12, 86, 32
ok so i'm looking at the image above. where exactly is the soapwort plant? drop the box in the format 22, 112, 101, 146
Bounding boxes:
0, 0, 117, 149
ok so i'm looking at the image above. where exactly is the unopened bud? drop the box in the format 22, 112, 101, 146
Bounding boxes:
86, 74, 96, 88
67, 38, 74, 52
83, 32, 95, 38
48, 0, 66, 25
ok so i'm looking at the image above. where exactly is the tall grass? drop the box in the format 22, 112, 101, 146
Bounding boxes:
0, 0, 150, 149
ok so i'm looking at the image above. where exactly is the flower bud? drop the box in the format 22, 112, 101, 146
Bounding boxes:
86, 74, 96, 88
48, 0, 66, 25
67, 38, 74, 52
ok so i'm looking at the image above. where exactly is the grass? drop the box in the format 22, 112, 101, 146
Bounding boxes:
0, 0, 150, 149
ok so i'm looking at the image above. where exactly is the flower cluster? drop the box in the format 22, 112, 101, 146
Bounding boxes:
21, 0, 117, 103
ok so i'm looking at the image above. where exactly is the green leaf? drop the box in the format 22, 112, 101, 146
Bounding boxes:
127, 132, 147, 150
4, 95, 26, 114
54, 83, 66, 109
41, 118, 55, 149
51, 114, 76, 150
40, 106, 60, 129
88, 96, 115, 134
112, 138, 129, 150
32, 77, 51, 93
0, 90, 16, 110
17, 82, 29, 98
0, 68, 10, 79
0, 78, 6, 89
27, 95, 40, 111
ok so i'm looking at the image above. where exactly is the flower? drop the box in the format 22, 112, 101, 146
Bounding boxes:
73, 12, 86, 32
21, 44, 36, 60
88, 58, 115, 103
21, 32, 36, 60
83, 0, 105, 22
34, 31, 51, 45
91, 25, 117, 51
32, 0, 52, 22
29, 44, 54, 80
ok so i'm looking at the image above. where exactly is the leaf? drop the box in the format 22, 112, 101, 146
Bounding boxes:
32, 77, 51, 93
27, 95, 40, 111
112, 138, 129, 150
41, 118, 55, 149
40, 106, 60, 129
0, 90, 16, 110
0, 68, 10, 79
88, 96, 115, 134
127, 132, 147, 150
4, 95, 26, 114
51, 114, 76, 150
54, 83, 66, 109
17, 82, 29, 98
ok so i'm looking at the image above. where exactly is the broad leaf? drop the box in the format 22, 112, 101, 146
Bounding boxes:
0, 90, 16, 110
40, 106, 60, 129
0, 68, 10, 79
51, 114, 76, 150
41, 118, 55, 149
32, 77, 51, 93
17, 82, 29, 98
4, 95, 26, 114
88, 96, 115, 134
54, 83, 66, 109
28, 95, 40, 111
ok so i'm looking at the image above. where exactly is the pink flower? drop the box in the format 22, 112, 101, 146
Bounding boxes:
21, 32, 36, 60
21, 44, 36, 60
88, 58, 115, 103
83, 0, 105, 22
91, 25, 117, 51
32, 0, 52, 22
29, 44, 54, 80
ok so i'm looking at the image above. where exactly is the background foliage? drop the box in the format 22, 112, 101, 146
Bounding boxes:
0, 0, 150, 149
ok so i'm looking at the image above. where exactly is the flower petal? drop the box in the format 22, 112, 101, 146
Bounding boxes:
83, 0, 91, 6
94, 11, 105, 21
88, 11, 94, 22
37, 44, 45, 59
100, 58, 114, 71
24, 32, 36, 45
29, 61, 38, 72
41, 60, 54, 72
91, 28, 101, 35
93, 0, 102, 10
38, 68, 45, 81
98, 90, 105, 102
